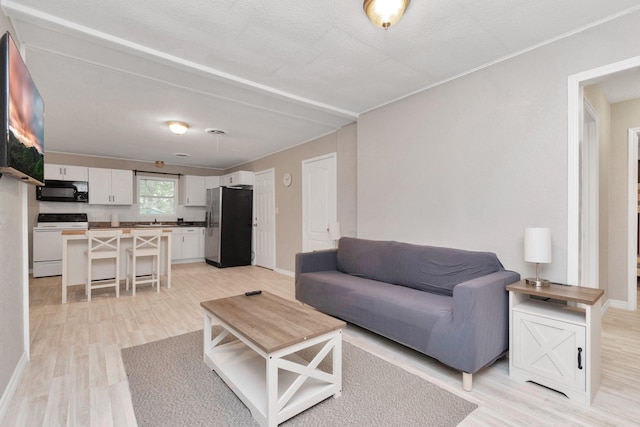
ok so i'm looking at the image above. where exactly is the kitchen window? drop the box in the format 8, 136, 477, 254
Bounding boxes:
138, 176, 177, 216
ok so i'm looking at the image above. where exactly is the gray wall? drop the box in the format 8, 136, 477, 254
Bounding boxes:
0, 11, 26, 412
228, 123, 357, 273
357, 9, 640, 295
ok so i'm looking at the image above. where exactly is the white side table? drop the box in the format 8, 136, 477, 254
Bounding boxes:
507, 280, 604, 406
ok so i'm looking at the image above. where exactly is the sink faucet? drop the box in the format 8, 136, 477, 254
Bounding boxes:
153, 218, 157, 224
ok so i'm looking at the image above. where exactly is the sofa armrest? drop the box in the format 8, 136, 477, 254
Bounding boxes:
295, 249, 338, 283
449, 270, 520, 373
453, 270, 520, 328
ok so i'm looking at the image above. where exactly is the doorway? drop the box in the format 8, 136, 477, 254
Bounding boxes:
568, 56, 640, 310
302, 153, 337, 252
253, 169, 276, 270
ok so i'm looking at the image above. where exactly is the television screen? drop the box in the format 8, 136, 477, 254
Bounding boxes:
0, 31, 44, 186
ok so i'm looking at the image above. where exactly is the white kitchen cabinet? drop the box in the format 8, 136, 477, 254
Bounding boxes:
507, 280, 604, 406
171, 227, 204, 262
205, 175, 221, 189
88, 167, 133, 205
220, 170, 253, 187
44, 163, 88, 181
182, 175, 206, 206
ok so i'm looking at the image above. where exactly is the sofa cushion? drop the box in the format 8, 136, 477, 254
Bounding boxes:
296, 270, 453, 349
336, 237, 503, 296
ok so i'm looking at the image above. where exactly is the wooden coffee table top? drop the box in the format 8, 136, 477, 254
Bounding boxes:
201, 291, 345, 353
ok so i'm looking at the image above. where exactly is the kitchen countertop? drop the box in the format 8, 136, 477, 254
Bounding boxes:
62, 228, 174, 235
89, 221, 204, 229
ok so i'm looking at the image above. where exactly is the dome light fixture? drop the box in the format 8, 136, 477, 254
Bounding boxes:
363, 0, 410, 30
167, 121, 189, 135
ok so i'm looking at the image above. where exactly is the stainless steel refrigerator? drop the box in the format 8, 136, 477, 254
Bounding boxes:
205, 186, 253, 268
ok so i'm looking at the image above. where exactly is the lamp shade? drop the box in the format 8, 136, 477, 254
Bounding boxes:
328, 222, 342, 241
524, 227, 552, 263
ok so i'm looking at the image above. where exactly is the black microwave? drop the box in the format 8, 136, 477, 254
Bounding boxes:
36, 180, 89, 203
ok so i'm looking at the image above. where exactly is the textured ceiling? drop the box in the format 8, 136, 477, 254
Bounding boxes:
2, 0, 640, 169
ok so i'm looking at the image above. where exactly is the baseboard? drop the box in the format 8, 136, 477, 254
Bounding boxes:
608, 299, 630, 310
275, 268, 294, 278
0, 351, 28, 424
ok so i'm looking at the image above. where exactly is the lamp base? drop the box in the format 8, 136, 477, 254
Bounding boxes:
525, 278, 551, 287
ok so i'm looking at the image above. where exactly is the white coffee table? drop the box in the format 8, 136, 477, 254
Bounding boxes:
201, 291, 346, 427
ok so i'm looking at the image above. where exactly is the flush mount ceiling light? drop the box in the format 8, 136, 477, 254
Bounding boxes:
167, 121, 189, 135
363, 0, 410, 30
155, 160, 165, 168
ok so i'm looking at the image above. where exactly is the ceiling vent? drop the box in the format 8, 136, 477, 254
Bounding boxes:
205, 128, 226, 135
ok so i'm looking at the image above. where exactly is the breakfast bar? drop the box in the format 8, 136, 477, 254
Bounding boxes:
61, 228, 173, 303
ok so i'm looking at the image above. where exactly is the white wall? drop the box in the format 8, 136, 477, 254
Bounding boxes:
0, 177, 27, 417
357, 10, 640, 288
0, 11, 27, 419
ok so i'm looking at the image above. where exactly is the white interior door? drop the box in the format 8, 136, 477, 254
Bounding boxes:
302, 153, 337, 252
254, 169, 275, 269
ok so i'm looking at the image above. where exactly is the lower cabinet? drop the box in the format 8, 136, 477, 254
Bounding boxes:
512, 303, 586, 392
507, 280, 603, 406
171, 227, 204, 262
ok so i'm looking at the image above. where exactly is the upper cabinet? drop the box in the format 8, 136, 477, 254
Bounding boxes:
220, 171, 254, 187
44, 164, 88, 181
88, 167, 133, 205
205, 175, 221, 189
181, 175, 206, 206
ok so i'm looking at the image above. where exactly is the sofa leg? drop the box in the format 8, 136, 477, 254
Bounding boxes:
462, 372, 472, 391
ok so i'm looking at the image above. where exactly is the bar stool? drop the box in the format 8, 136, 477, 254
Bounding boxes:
86, 229, 123, 302
126, 229, 162, 296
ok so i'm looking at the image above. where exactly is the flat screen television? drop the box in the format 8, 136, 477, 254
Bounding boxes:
0, 31, 44, 186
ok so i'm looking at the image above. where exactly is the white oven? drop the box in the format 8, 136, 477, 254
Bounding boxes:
32, 213, 88, 278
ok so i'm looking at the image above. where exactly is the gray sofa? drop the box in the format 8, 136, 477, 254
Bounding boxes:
295, 237, 520, 390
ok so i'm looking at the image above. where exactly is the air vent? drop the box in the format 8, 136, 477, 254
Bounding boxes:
205, 128, 226, 135
174, 153, 191, 157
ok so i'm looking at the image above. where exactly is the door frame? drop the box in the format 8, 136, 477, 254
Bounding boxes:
253, 168, 276, 270
568, 54, 640, 310
580, 99, 599, 290
302, 152, 337, 252
627, 128, 640, 311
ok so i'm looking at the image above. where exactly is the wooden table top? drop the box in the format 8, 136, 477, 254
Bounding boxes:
506, 279, 604, 305
201, 291, 345, 353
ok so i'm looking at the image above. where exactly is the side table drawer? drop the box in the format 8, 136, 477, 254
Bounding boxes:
512, 310, 586, 392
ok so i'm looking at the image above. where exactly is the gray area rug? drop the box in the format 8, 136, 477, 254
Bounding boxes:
122, 330, 477, 426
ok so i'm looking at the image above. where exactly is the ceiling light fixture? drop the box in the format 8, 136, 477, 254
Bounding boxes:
363, 0, 410, 30
167, 121, 189, 135
155, 160, 165, 168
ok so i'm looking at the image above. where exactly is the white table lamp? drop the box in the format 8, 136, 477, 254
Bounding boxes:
524, 227, 551, 287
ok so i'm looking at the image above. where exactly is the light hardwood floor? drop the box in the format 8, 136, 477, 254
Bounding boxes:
3, 263, 640, 426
